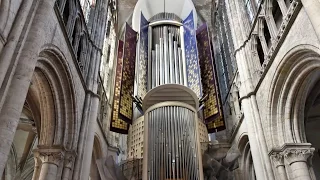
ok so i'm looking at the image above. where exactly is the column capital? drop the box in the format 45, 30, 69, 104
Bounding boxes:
270, 151, 285, 167
64, 150, 77, 169
283, 148, 314, 165
278, 144, 315, 165
34, 146, 65, 166
33, 151, 42, 167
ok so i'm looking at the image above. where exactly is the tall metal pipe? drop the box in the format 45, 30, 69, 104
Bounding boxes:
174, 41, 179, 84
159, 37, 164, 85
178, 48, 183, 85
164, 26, 169, 84
164, 107, 170, 178
155, 44, 160, 87
161, 107, 165, 180
170, 107, 174, 179
148, 26, 152, 90
180, 26, 187, 86
168, 33, 173, 84
169, 33, 175, 83
155, 109, 159, 179
151, 50, 156, 88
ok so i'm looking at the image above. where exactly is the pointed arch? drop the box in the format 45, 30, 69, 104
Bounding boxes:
238, 134, 256, 180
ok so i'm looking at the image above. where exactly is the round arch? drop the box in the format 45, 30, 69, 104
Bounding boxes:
26, 45, 77, 150
267, 44, 320, 148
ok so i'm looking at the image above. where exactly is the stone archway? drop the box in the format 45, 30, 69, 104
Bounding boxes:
89, 136, 103, 180
30, 47, 77, 180
238, 134, 256, 180
304, 78, 320, 179
2, 46, 78, 180
267, 45, 320, 180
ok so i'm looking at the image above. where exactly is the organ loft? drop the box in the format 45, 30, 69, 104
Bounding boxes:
109, 3, 228, 179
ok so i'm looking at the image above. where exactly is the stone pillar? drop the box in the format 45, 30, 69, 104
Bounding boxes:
32, 152, 41, 180
62, 151, 76, 180
80, 94, 99, 180
300, 0, 320, 41
73, 93, 99, 180
270, 151, 288, 180
35, 147, 65, 180
282, 144, 315, 180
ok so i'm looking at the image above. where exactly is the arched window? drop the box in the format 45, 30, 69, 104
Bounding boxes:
244, 0, 259, 23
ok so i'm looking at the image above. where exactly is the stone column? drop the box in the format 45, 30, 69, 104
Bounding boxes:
270, 151, 288, 180
283, 145, 315, 180
32, 152, 41, 180
35, 147, 65, 180
62, 151, 76, 180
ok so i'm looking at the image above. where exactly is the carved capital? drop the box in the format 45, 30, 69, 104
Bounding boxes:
64, 151, 77, 169
283, 148, 314, 165
34, 146, 65, 166
33, 152, 42, 168
270, 152, 285, 168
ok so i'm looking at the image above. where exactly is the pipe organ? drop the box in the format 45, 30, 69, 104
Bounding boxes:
146, 105, 201, 180
150, 25, 184, 87
110, 11, 226, 180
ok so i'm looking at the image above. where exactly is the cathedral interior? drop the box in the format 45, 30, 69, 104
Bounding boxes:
1, 0, 320, 180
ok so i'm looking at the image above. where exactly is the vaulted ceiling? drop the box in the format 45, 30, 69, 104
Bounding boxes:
116, 0, 216, 34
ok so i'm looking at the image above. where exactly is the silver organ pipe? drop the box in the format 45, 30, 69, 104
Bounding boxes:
150, 25, 185, 87
159, 37, 164, 85
142, 19, 204, 180
155, 44, 160, 86
151, 50, 156, 88
148, 26, 153, 90
180, 26, 187, 86
178, 48, 183, 85
168, 32, 174, 83
174, 41, 179, 84
146, 106, 200, 180
163, 26, 169, 84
